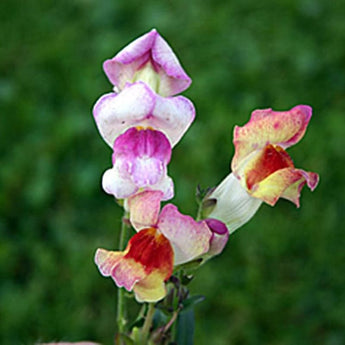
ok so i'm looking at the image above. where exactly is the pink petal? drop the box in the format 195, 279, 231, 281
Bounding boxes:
113, 127, 172, 187
103, 128, 174, 200
103, 29, 191, 96
93, 82, 195, 148
151, 94, 195, 147
151, 32, 191, 96
157, 205, 212, 265
232, 105, 312, 174
95, 248, 143, 291
113, 128, 171, 163
92, 83, 155, 147
103, 30, 156, 89
128, 190, 164, 230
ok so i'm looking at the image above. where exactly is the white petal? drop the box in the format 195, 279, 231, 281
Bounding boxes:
102, 167, 138, 199
93, 83, 155, 147
208, 173, 262, 234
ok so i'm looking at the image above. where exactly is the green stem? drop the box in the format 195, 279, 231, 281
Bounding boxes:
196, 200, 203, 221
117, 211, 130, 334
140, 303, 155, 344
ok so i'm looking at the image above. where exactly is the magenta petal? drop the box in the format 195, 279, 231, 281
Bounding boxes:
113, 127, 171, 164
205, 218, 229, 256
112, 127, 172, 191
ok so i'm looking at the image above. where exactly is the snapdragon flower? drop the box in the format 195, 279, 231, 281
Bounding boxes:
207, 105, 319, 233
93, 81, 195, 148
95, 191, 228, 302
102, 127, 173, 200
93, 30, 195, 201
103, 29, 191, 97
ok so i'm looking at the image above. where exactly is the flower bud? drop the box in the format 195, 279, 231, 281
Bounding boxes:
205, 218, 229, 256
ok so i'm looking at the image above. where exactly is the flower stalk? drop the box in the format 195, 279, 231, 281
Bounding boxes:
117, 212, 130, 334
139, 303, 155, 345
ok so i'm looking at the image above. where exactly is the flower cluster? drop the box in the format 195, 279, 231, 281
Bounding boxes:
93, 29, 229, 303
92, 29, 319, 304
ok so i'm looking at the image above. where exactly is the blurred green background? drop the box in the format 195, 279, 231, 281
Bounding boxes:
1, 0, 344, 344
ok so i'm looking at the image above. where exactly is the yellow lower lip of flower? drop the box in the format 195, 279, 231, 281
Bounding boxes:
244, 144, 294, 190
95, 227, 174, 302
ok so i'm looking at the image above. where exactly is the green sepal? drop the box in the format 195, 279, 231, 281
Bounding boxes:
181, 295, 205, 312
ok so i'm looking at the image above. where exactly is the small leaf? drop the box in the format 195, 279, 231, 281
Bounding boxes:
117, 333, 135, 345
152, 308, 169, 328
129, 316, 145, 329
181, 295, 205, 311
175, 309, 195, 345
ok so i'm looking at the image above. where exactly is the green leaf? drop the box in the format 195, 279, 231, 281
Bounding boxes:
129, 316, 145, 329
175, 309, 195, 345
153, 308, 169, 328
181, 295, 205, 311
117, 332, 135, 345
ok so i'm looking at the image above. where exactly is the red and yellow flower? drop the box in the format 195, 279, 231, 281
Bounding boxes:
95, 191, 221, 302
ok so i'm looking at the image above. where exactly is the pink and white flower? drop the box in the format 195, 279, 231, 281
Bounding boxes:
93, 81, 195, 148
102, 127, 174, 200
103, 29, 191, 97
95, 191, 213, 302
